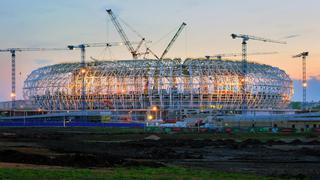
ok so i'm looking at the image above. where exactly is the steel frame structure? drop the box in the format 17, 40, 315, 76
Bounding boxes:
23, 59, 293, 120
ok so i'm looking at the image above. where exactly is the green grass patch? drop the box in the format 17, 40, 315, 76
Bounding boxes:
0, 166, 281, 180
0, 127, 318, 142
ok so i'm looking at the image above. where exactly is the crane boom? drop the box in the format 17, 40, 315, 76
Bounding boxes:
160, 22, 186, 59
205, 51, 278, 60
231, 34, 286, 44
67, 41, 146, 50
292, 51, 309, 58
0, 47, 68, 52
106, 9, 138, 59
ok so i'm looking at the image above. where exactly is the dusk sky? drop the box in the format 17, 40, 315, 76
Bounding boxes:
0, 0, 319, 102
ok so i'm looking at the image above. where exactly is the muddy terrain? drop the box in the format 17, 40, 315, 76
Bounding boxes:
0, 127, 319, 179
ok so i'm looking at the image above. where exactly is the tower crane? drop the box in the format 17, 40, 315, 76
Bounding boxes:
67, 41, 144, 111
205, 51, 278, 60
292, 52, 309, 110
0, 47, 69, 109
106, 9, 147, 59
68, 43, 114, 111
230, 34, 286, 114
160, 22, 186, 60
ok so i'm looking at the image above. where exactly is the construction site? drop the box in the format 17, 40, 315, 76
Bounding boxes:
0, 9, 319, 131
0, 3, 320, 179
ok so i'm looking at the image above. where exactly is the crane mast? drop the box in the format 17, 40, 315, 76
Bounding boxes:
160, 22, 186, 59
11, 50, 16, 107
293, 52, 309, 110
0, 47, 68, 109
231, 33, 286, 114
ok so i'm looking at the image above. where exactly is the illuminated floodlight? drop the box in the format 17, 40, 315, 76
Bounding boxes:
303, 82, 307, 87
147, 114, 153, 120
81, 68, 86, 74
151, 106, 158, 111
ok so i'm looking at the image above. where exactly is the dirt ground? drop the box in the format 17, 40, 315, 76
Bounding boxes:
0, 127, 319, 179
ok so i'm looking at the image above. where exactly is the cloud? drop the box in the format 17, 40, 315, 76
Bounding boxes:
291, 75, 320, 81
281, 34, 300, 39
309, 75, 320, 81
293, 76, 320, 102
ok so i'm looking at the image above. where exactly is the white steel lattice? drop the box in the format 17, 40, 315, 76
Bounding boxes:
23, 59, 293, 111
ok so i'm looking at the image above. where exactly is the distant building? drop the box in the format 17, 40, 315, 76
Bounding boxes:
0, 100, 37, 110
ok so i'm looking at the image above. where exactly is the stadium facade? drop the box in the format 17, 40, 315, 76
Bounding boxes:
23, 59, 293, 120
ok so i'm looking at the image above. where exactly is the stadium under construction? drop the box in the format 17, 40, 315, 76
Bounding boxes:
21, 58, 293, 121
1, 57, 320, 129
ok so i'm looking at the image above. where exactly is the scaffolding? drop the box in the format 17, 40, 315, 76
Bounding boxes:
23, 59, 293, 120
